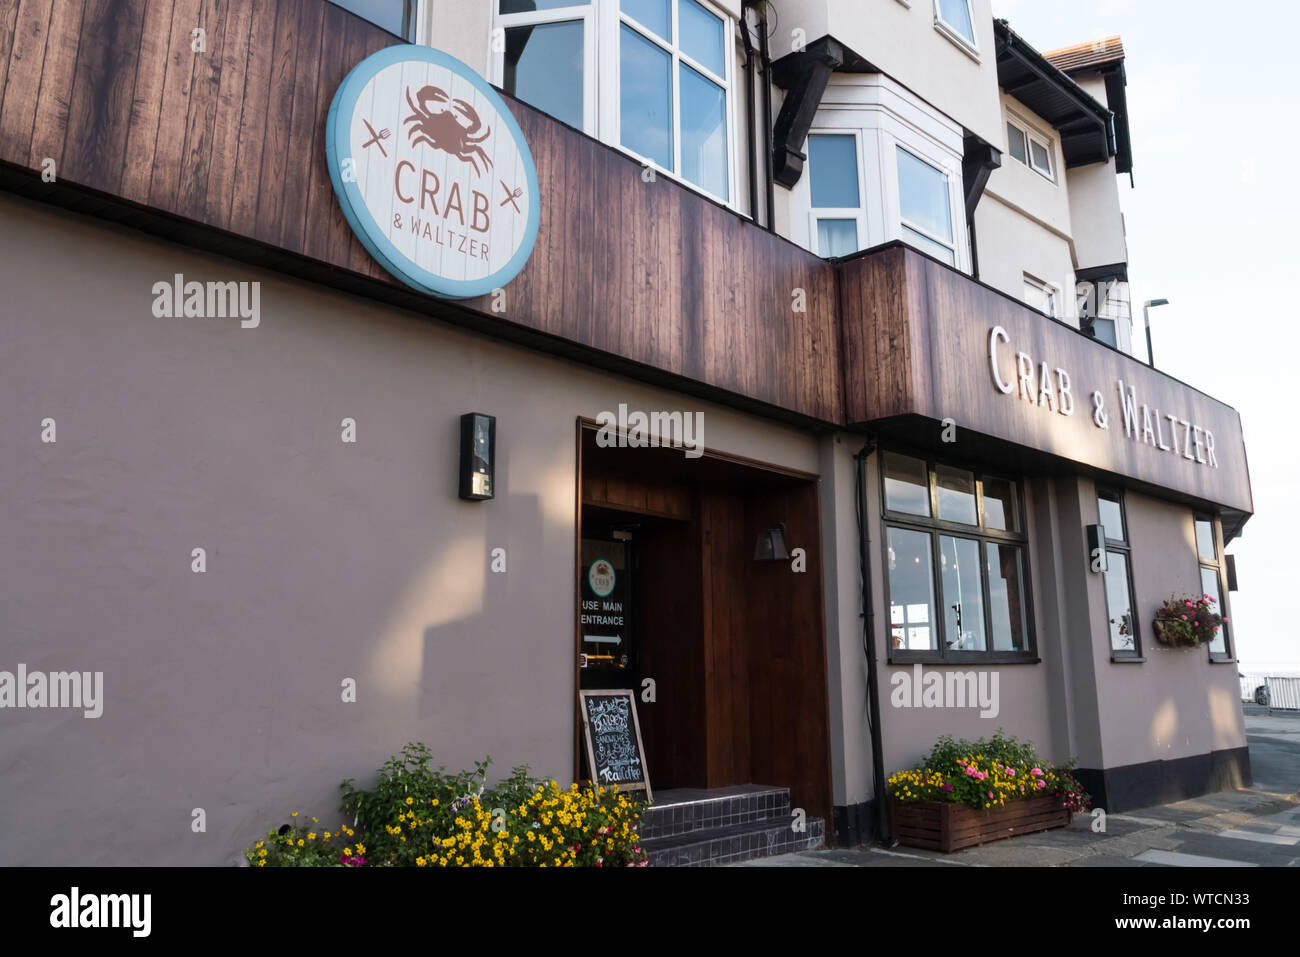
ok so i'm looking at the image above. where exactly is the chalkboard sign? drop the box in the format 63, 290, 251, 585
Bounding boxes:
578, 690, 652, 802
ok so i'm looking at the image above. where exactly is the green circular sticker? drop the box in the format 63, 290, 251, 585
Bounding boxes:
587, 558, 616, 598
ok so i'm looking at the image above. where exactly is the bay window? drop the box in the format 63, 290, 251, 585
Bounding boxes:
491, 0, 736, 205
807, 133, 865, 257
896, 146, 957, 265
882, 452, 1033, 661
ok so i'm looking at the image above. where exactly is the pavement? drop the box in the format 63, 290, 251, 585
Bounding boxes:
737, 705, 1300, 867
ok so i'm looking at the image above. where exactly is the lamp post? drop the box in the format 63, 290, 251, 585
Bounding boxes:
1143, 298, 1170, 368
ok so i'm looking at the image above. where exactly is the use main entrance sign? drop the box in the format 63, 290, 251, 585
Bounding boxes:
326, 46, 540, 299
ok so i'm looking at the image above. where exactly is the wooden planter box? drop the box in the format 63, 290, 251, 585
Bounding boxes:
889, 795, 1071, 853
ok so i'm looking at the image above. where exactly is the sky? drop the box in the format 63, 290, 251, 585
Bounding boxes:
990, 0, 1300, 672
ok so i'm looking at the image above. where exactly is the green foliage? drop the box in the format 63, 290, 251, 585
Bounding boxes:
889, 730, 1091, 814
923, 730, 1043, 775
246, 743, 648, 867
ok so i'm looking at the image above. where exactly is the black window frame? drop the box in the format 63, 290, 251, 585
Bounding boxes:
1098, 487, 1142, 661
1194, 514, 1234, 662
879, 449, 1037, 665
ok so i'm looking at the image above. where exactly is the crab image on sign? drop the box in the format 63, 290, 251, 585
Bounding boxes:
326, 46, 540, 300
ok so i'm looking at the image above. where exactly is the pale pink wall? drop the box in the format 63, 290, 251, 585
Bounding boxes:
1080, 482, 1247, 769
0, 193, 817, 865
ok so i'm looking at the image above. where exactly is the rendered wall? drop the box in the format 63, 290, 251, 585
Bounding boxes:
0, 192, 818, 865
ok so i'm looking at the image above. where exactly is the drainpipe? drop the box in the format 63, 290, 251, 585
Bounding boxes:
756, 3, 776, 232
854, 436, 888, 844
740, 4, 758, 224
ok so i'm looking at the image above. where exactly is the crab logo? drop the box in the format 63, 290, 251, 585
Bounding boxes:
326, 46, 539, 300
403, 85, 493, 176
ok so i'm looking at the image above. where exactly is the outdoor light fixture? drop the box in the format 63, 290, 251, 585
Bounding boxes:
1086, 524, 1107, 573
458, 413, 495, 501
753, 524, 790, 562
1143, 298, 1170, 368
1226, 554, 1238, 592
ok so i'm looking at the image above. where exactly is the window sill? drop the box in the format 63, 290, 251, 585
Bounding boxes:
888, 653, 1041, 666
934, 19, 981, 63
1208, 656, 1237, 665
1110, 654, 1146, 664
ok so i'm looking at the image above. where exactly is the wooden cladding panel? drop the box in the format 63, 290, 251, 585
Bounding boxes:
0, 0, 1252, 513
839, 247, 1253, 513
0, 0, 842, 423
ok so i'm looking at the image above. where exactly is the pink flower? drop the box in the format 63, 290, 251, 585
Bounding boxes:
1223, 617, 1230, 623
941, 784, 953, 792
1036, 780, 1046, 789
988, 791, 994, 798
1007, 768, 1016, 777
1031, 768, 1043, 776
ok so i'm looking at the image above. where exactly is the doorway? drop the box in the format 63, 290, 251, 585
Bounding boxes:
574, 422, 834, 832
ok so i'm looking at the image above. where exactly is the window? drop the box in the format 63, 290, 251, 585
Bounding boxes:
934, 0, 978, 54
1023, 274, 1059, 318
331, 0, 417, 39
897, 147, 957, 265
1195, 516, 1232, 659
496, 2, 595, 133
808, 133, 864, 257
492, 0, 735, 203
882, 452, 1033, 660
617, 0, 732, 201
1098, 490, 1140, 658
1006, 118, 1054, 181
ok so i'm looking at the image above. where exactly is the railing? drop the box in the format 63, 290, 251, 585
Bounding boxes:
1239, 673, 1268, 703
1264, 677, 1300, 712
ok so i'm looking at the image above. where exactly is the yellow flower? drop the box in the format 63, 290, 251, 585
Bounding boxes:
307, 832, 316, 840
257, 860, 266, 867
290, 811, 298, 817
405, 797, 414, 805
416, 857, 427, 867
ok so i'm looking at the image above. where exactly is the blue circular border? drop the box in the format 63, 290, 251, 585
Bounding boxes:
326, 45, 540, 300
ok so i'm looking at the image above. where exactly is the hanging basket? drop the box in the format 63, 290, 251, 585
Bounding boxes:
1151, 618, 1201, 649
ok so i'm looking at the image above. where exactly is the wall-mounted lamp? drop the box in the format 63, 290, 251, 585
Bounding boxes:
753, 524, 790, 562
458, 413, 495, 501
1086, 524, 1107, 574
1226, 554, 1239, 592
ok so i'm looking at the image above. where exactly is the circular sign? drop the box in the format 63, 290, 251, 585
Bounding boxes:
588, 559, 617, 598
326, 46, 540, 300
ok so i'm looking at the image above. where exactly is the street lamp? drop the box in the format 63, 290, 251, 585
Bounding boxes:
1143, 299, 1170, 368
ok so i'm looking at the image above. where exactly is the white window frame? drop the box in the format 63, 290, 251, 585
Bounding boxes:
602, 0, 738, 206
1006, 113, 1055, 183
894, 142, 961, 266
1023, 273, 1060, 318
489, 2, 598, 135
933, 0, 980, 60
489, 0, 738, 208
806, 129, 868, 258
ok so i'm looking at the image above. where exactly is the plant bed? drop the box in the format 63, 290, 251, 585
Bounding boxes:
890, 793, 1071, 852
886, 731, 1089, 854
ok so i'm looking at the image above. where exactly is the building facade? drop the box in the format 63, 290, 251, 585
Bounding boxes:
0, 0, 1253, 864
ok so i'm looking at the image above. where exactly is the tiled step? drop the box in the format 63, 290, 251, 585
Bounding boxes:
644, 815, 825, 867
638, 784, 791, 841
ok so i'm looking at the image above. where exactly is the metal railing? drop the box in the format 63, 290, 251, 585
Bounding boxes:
1264, 677, 1300, 712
